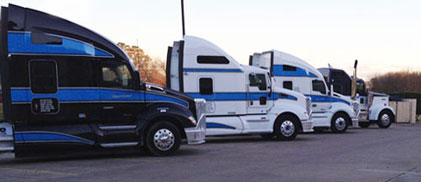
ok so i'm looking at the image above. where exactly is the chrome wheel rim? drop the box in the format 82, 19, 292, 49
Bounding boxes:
381, 114, 390, 126
335, 117, 346, 131
153, 128, 175, 151
280, 120, 295, 137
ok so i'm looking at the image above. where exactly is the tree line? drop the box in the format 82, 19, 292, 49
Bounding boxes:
369, 71, 421, 93
117, 42, 166, 87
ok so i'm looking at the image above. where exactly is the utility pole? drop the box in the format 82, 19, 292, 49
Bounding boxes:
181, 0, 186, 37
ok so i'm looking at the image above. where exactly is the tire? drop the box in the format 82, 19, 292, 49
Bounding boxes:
376, 110, 394, 128
273, 115, 299, 141
359, 122, 370, 128
331, 113, 349, 133
260, 133, 274, 139
144, 121, 181, 156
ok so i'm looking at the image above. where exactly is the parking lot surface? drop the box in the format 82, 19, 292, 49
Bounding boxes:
0, 124, 421, 182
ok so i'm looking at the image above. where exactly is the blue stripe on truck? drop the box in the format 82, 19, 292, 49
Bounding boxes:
186, 92, 297, 101
273, 65, 317, 78
8, 32, 113, 57
14, 132, 94, 145
10, 88, 189, 107
206, 123, 236, 129
305, 95, 350, 105
183, 68, 243, 73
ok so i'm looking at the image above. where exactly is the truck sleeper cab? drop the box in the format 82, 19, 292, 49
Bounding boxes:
318, 68, 395, 128
0, 4, 206, 157
166, 36, 313, 140
250, 50, 359, 133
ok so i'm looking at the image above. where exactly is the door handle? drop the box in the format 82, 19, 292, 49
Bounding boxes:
312, 104, 317, 107
103, 106, 114, 110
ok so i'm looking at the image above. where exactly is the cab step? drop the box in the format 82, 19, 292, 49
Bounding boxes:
0, 123, 14, 152
100, 142, 138, 148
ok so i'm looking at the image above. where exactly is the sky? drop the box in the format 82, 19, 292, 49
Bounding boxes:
1, 0, 420, 80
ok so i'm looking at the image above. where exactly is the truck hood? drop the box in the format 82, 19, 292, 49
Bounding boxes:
145, 83, 196, 113
273, 87, 306, 101
146, 83, 194, 103
333, 92, 354, 105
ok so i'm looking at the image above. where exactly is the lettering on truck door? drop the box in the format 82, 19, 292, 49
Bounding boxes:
97, 60, 143, 125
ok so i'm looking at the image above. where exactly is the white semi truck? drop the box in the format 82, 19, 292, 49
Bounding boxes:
166, 36, 313, 140
318, 60, 395, 128
250, 50, 359, 133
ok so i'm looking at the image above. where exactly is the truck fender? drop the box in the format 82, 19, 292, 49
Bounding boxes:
369, 105, 395, 121
268, 102, 308, 131
135, 103, 196, 146
330, 102, 356, 125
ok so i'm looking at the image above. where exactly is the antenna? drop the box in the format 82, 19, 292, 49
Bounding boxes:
181, 0, 186, 37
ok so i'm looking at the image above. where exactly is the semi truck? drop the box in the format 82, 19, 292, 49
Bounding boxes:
250, 50, 359, 133
166, 36, 313, 140
318, 61, 395, 128
0, 4, 206, 157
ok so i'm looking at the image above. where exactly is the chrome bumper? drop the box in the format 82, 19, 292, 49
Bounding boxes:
186, 99, 206, 145
351, 111, 360, 127
301, 119, 314, 133
351, 118, 359, 128
185, 115, 206, 144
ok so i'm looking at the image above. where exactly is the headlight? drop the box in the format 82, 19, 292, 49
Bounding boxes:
304, 111, 309, 119
188, 116, 197, 125
352, 102, 360, 115
305, 97, 312, 115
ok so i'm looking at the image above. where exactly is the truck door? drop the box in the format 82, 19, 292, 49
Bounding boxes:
311, 79, 331, 114
247, 73, 271, 114
97, 60, 143, 125
166, 41, 184, 92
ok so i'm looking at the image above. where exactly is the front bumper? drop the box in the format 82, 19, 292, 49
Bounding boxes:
351, 111, 360, 127
301, 119, 314, 133
185, 99, 206, 145
351, 118, 359, 128
185, 113, 206, 144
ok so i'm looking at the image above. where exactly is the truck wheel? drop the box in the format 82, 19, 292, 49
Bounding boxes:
331, 113, 349, 133
359, 122, 370, 128
145, 121, 181, 156
274, 115, 299, 141
376, 110, 393, 128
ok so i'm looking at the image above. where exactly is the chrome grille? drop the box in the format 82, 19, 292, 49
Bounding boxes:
194, 99, 207, 129
306, 97, 312, 116
352, 101, 360, 117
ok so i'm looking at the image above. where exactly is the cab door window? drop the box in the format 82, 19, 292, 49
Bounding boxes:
100, 62, 133, 88
312, 80, 326, 94
249, 74, 267, 91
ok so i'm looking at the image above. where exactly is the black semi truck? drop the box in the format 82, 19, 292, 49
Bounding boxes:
0, 4, 206, 157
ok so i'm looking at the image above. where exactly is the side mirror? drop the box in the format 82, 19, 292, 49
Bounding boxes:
330, 84, 333, 96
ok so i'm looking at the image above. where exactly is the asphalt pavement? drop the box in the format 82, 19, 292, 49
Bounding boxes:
0, 124, 420, 182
